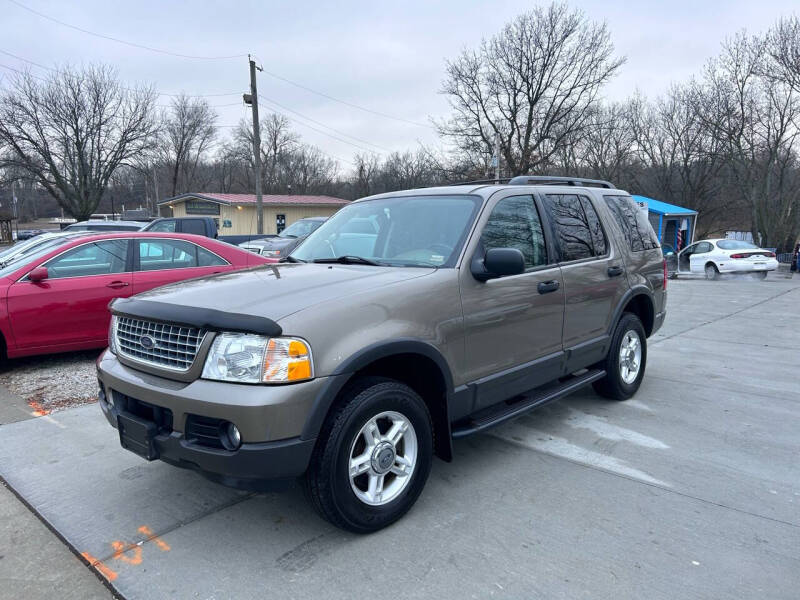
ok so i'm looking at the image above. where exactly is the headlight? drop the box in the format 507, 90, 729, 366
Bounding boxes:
262, 250, 281, 257
201, 333, 313, 384
108, 316, 118, 354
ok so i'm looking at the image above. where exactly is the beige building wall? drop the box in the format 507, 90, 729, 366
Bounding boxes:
161, 200, 343, 235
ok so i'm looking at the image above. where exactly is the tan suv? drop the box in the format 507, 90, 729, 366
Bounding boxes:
97, 175, 667, 532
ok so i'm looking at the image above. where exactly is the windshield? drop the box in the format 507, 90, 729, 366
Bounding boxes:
279, 219, 323, 239
0, 238, 74, 278
0, 236, 45, 260
717, 240, 758, 250
290, 195, 481, 267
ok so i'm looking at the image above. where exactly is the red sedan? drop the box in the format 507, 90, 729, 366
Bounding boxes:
0, 232, 273, 359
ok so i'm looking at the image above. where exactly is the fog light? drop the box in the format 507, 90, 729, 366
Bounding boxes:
222, 422, 242, 450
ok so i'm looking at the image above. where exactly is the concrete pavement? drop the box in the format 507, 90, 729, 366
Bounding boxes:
1, 276, 798, 599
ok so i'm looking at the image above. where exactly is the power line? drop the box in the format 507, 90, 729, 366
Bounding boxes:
258, 93, 390, 154
5, 0, 246, 60
0, 48, 241, 98
259, 68, 436, 130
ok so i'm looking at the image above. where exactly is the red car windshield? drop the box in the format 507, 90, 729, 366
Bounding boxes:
0, 238, 74, 278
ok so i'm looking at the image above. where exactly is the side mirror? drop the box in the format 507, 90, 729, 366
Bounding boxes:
473, 247, 526, 281
28, 266, 49, 282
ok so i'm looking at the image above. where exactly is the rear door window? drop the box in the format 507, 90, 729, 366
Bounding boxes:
602, 195, 660, 251
182, 220, 207, 236
137, 239, 198, 271
543, 194, 607, 262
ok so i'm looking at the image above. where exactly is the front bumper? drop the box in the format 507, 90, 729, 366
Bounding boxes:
97, 350, 326, 488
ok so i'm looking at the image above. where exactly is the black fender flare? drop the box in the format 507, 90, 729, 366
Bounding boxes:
609, 286, 655, 336
300, 339, 456, 444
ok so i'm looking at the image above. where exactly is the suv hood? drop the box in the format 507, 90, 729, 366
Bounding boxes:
130, 263, 436, 322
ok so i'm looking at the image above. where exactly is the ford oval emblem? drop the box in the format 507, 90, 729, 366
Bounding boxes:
140, 335, 156, 349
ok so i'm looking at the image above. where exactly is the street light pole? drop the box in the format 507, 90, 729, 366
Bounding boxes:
246, 55, 264, 234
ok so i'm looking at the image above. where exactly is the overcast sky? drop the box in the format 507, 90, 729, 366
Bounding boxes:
1, 0, 798, 168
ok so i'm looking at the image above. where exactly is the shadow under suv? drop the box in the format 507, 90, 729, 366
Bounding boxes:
97, 175, 667, 533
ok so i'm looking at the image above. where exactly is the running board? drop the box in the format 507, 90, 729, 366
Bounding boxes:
451, 369, 606, 439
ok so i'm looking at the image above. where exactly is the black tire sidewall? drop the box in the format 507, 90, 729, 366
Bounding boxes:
327, 383, 433, 532
607, 313, 647, 399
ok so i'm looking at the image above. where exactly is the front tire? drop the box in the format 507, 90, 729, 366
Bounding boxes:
304, 377, 433, 533
593, 313, 647, 400
705, 263, 719, 280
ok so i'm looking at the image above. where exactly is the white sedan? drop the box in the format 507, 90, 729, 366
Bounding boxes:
674, 239, 779, 280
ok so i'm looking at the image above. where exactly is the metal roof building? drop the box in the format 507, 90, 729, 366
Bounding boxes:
633, 194, 699, 250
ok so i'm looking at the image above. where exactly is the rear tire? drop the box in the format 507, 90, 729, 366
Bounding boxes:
705, 263, 719, 280
304, 377, 433, 533
593, 313, 647, 401
757, 271, 768, 280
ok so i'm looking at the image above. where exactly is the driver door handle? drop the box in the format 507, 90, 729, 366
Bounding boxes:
106, 281, 130, 289
537, 280, 560, 294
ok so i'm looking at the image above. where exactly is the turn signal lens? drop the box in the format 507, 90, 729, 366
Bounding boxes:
262, 338, 313, 383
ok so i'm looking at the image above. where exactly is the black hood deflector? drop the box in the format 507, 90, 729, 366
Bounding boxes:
110, 297, 282, 337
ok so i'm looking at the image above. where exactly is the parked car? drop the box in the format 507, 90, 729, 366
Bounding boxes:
0, 232, 92, 268
0, 232, 272, 359
97, 175, 666, 533
15, 229, 49, 240
142, 216, 218, 238
674, 239, 779, 279
239, 217, 327, 257
62, 220, 144, 232
143, 216, 278, 246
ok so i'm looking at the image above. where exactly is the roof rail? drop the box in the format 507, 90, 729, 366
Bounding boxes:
446, 177, 512, 186
508, 175, 616, 189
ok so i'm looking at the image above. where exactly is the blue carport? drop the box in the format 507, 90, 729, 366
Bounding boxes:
633, 195, 698, 251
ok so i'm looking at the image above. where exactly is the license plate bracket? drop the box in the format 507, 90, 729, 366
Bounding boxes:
118, 412, 159, 461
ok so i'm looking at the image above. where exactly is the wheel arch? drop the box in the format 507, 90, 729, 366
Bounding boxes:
301, 339, 455, 461
612, 288, 655, 337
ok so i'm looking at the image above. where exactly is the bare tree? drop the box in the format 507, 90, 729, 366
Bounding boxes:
697, 32, 800, 250
161, 94, 217, 196
766, 16, 800, 95
0, 65, 158, 220
437, 3, 624, 175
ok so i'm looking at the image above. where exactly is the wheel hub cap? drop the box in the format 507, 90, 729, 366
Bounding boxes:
371, 442, 396, 475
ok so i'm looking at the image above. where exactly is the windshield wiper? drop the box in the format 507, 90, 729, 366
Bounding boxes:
279, 255, 305, 263
313, 255, 382, 266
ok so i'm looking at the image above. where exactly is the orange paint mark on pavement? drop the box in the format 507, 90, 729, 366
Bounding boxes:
27, 400, 50, 416
138, 525, 171, 552
111, 540, 143, 565
81, 551, 118, 582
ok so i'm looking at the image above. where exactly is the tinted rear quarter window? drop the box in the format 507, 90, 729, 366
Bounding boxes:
603, 195, 659, 252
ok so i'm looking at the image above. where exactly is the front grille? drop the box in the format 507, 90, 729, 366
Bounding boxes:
115, 316, 205, 371
185, 414, 224, 449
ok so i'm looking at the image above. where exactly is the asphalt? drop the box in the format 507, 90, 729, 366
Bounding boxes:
1, 275, 798, 599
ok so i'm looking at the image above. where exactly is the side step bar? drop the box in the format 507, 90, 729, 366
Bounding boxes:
451, 369, 606, 439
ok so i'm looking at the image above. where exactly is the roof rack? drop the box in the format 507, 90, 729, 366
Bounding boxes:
446, 177, 512, 186
508, 175, 616, 189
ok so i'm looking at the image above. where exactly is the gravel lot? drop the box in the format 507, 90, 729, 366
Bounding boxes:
0, 350, 98, 413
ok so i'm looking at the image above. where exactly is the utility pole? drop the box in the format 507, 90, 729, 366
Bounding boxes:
494, 132, 500, 183
244, 55, 264, 234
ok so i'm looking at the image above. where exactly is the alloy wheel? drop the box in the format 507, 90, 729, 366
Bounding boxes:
348, 410, 418, 506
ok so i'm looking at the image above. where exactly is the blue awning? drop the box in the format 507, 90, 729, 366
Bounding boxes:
632, 195, 697, 216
